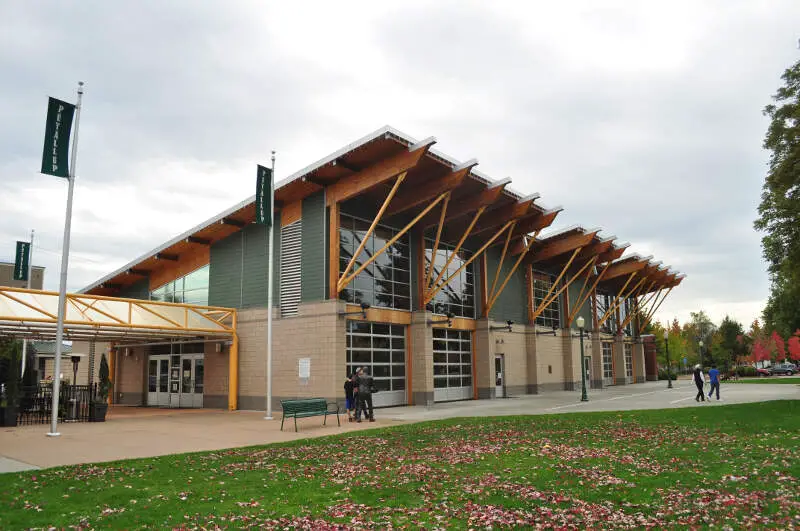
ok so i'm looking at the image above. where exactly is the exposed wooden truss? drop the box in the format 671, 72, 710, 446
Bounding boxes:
420, 179, 510, 229
385, 162, 475, 217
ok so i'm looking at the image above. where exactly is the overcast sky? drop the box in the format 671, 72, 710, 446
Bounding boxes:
1, 1, 798, 329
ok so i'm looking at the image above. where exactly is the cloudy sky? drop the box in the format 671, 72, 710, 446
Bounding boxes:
1, 1, 798, 329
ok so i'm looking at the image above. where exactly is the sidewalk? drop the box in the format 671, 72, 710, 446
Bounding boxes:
1, 380, 797, 473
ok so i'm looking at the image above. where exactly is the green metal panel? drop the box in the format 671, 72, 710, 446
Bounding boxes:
117, 278, 149, 300
485, 247, 527, 324
567, 280, 594, 332
209, 231, 243, 308
301, 191, 325, 302
208, 213, 280, 309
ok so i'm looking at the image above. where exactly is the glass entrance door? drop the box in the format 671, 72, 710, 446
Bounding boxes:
148, 355, 171, 407
148, 352, 203, 408
495, 354, 504, 398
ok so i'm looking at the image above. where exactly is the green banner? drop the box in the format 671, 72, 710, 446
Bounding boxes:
14, 241, 30, 281
256, 164, 273, 226
41, 96, 76, 178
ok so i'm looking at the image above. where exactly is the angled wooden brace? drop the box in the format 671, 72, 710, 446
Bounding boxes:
339, 192, 449, 291
566, 260, 611, 326
338, 172, 407, 291
486, 229, 542, 313
616, 280, 655, 334
425, 193, 451, 292
425, 219, 515, 304
530, 250, 595, 321
425, 206, 489, 298
638, 287, 674, 334
487, 221, 518, 302
603, 275, 648, 328
597, 272, 639, 327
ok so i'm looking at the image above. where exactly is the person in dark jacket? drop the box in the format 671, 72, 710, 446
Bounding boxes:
357, 367, 375, 422
693, 364, 706, 402
344, 374, 355, 421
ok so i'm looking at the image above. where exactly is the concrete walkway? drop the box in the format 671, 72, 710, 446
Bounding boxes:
1, 379, 797, 473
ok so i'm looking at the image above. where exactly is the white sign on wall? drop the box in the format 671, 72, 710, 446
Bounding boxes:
298, 358, 311, 380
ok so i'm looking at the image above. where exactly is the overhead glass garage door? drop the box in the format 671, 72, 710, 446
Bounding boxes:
433, 329, 473, 402
346, 321, 407, 407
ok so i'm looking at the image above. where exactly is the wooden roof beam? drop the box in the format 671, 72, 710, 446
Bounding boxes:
597, 242, 629, 264
385, 159, 476, 217
600, 255, 652, 281
155, 253, 179, 261
420, 177, 511, 229
332, 158, 361, 173
528, 229, 599, 263
326, 137, 435, 205
186, 236, 211, 245
220, 218, 246, 228
453, 194, 538, 237
127, 268, 149, 277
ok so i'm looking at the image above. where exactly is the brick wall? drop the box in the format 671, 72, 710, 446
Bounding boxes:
535, 335, 564, 392
115, 346, 146, 405
236, 301, 344, 411
203, 341, 229, 409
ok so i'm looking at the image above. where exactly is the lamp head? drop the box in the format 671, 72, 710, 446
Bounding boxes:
576, 316, 585, 329
699, 340, 704, 348
663, 330, 668, 340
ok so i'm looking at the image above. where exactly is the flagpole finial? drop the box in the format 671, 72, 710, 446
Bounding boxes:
78, 81, 84, 94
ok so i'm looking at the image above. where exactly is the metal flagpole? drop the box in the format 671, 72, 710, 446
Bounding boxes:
48, 81, 83, 437
265, 150, 275, 420
20, 229, 34, 378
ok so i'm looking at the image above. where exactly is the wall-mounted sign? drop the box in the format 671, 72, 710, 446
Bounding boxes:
298, 358, 311, 379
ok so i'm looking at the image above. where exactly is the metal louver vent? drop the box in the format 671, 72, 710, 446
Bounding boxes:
280, 221, 302, 317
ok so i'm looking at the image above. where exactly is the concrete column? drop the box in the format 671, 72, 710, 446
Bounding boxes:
633, 340, 646, 383
614, 335, 627, 386
525, 327, 539, 394
410, 311, 434, 406
474, 318, 494, 399
590, 331, 603, 389
562, 329, 577, 391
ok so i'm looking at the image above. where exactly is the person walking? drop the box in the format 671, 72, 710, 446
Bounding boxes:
708, 364, 721, 401
344, 374, 355, 421
693, 364, 706, 402
357, 367, 375, 422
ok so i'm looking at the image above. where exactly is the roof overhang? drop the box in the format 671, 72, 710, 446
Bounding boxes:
0, 287, 235, 343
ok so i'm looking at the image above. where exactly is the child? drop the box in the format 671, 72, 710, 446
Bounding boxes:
344, 374, 355, 421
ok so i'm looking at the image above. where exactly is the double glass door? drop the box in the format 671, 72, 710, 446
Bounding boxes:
147, 353, 204, 408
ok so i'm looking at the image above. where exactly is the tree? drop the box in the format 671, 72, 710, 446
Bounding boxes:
755, 58, 800, 337
709, 316, 746, 373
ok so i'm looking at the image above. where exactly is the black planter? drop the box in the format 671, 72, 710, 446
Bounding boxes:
90, 402, 108, 422
1, 406, 19, 427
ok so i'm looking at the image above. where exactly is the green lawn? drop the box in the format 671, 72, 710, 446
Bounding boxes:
730, 377, 800, 384
2, 402, 799, 529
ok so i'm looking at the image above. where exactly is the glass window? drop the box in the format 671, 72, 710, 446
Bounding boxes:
339, 214, 411, 310
532, 271, 561, 329
424, 238, 475, 318
595, 292, 616, 334
150, 265, 209, 306
624, 343, 633, 378
602, 342, 614, 379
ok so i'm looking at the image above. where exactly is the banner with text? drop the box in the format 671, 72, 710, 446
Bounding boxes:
14, 241, 31, 281
256, 164, 273, 226
41, 96, 76, 178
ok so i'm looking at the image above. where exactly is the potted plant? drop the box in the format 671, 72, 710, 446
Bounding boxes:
0, 340, 21, 427
90, 353, 111, 422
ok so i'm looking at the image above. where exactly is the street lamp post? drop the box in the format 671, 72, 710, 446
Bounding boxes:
663, 331, 673, 389
699, 340, 704, 369
577, 316, 588, 402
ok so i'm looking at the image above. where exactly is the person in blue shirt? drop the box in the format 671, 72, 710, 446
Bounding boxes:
708, 365, 721, 400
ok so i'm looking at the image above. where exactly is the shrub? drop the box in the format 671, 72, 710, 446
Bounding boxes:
734, 366, 757, 377
658, 368, 677, 381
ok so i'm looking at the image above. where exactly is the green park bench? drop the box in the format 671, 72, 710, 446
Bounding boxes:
280, 398, 340, 432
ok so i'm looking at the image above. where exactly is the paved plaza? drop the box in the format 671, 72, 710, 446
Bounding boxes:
1, 379, 797, 473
